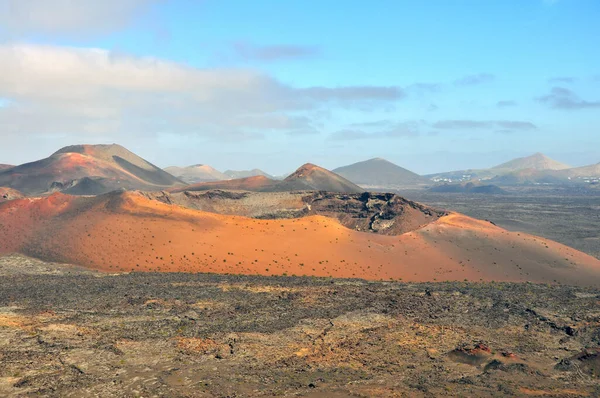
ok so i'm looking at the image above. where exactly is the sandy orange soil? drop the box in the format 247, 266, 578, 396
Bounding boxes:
1, 191, 600, 285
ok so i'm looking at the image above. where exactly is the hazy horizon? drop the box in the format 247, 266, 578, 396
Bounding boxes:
0, 0, 598, 174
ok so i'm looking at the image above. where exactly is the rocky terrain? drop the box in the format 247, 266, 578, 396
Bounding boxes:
145, 190, 446, 235
1, 254, 600, 397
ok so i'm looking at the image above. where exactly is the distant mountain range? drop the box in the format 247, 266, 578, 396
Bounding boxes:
1, 146, 598, 197
424, 153, 600, 186
331, 153, 599, 189
172, 163, 363, 194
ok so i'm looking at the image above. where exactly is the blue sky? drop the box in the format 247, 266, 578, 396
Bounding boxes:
0, 0, 598, 174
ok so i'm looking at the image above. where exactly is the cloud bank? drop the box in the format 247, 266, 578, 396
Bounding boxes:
0, 44, 405, 141
0, 0, 161, 35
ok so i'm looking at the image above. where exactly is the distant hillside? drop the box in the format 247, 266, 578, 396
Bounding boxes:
172, 163, 364, 194
224, 169, 273, 179
429, 182, 506, 194
0, 144, 184, 195
164, 165, 229, 184
426, 153, 572, 184
488, 169, 567, 186
0, 187, 23, 202
492, 153, 570, 172
560, 163, 600, 178
333, 158, 426, 188
0, 164, 13, 171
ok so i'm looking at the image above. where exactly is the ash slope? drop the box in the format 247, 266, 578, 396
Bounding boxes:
0, 144, 184, 195
1, 190, 599, 285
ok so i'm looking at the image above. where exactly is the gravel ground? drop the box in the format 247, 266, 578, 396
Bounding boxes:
1, 254, 600, 397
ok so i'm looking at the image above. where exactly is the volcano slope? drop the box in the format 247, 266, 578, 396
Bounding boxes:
1, 190, 599, 285
0, 144, 185, 195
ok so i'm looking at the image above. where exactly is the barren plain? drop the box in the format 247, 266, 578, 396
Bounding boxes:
1, 255, 600, 397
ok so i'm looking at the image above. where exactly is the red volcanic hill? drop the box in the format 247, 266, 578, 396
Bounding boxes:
173, 163, 364, 194
0, 144, 185, 195
1, 191, 599, 286
279, 163, 364, 193
0, 164, 13, 171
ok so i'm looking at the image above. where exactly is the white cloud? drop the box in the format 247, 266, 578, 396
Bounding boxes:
0, 44, 405, 141
0, 0, 161, 35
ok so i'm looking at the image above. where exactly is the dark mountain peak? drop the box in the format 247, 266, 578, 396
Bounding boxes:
332, 158, 425, 187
